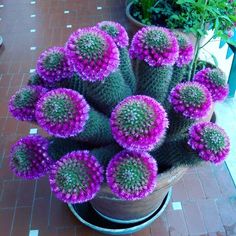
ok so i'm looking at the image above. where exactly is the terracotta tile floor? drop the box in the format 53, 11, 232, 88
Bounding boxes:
0, 0, 236, 236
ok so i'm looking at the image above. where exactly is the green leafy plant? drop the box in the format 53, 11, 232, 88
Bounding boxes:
132, 0, 236, 80
132, 0, 156, 24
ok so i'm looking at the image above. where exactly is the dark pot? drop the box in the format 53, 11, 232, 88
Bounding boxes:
125, 2, 198, 46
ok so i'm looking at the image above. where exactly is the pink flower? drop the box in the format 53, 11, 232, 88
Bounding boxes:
174, 32, 194, 67
110, 95, 168, 151
169, 82, 212, 119
65, 27, 119, 82
193, 68, 229, 102
9, 86, 48, 121
10, 135, 53, 179
97, 21, 129, 48
36, 47, 73, 83
35, 88, 89, 138
49, 150, 104, 203
188, 122, 230, 164
129, 26, 179, 67
106, 150, 157, 200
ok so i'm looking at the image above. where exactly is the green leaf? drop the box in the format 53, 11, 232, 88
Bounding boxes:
229, 15, 236, 22
176, 0, 194, 4
210, 53, 219, 67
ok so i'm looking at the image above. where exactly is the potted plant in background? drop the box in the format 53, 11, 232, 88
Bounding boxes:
8, 21, 231, 234
126, 0, 236, 76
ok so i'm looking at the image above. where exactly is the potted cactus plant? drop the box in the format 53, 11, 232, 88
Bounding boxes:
8, 21, 231, 234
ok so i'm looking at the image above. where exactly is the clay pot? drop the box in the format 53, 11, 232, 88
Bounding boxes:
90, 166, 188, 223
125, 2, 197, 46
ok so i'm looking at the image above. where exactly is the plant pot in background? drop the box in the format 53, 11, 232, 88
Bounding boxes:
126, 2, 197, 46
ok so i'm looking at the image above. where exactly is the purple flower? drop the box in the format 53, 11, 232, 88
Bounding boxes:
193, 68, 229, 102
49, 150, 104, 203
96, 21, 129, 48
65, 27, 120, 82
9, 86, 48, 121
129, 26, 179, 67
169, 82, 212, 119
10, 135, 53, 179
188, 122, 230, 164
36, 47, 74, 84
35, 88, 89, 138
110, 95, 168, 151
174, 32, 194, 67
106, 150, 157, 200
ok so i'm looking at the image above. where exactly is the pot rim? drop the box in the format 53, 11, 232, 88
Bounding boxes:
125, 2, 147, 28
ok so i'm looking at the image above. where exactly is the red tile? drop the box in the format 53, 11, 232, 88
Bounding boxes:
49, 196, 78, 228
35, 177, 51, 198
182, 201, 207, 235
166, 209, 188, 235
216, 198, 236, 227
132, 227, 151, 236
0, 180, 20, 208
213, 164, 236, 197
57, 227, 76, 236
0, 155, 14, 180
208, 232, 226, 236
0, 208, 14, 236
2, 118, 18, 135
183, 173, 206, 200
76, 225, 95, 236
172, 179, 189, 201
37, 227, 58, 236
17, 180, 35, 207
11, 207, 31, 236
31, 197, 50, 229
198, 199, 224, 233
150, 214, 169, 236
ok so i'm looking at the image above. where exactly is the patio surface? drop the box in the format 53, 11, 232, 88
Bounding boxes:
0, 0, 236, 236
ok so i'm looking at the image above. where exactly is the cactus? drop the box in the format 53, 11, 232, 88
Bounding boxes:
76, 108, 113, 145
151, 137, 202, 170
8, 23, 230, 204
119, 47, 136, 93
84, 70, 132, 115
137, 62, 173, 104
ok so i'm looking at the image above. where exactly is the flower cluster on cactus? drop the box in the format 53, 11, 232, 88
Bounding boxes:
193, 67, 229, 102
36, 47, 74, 83
8, 21, 230, 204
66, 27, 120, 82
169, 81, 212, 119
49, 150, 104, 203
106, 150, 157, 200
35, 88, 89, 138
9, 86, 47, 121
10, 135, 53, 179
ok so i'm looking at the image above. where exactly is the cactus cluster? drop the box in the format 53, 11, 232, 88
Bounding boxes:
8, 21, 230, 203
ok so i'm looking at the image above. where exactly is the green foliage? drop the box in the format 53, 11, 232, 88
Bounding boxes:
134, 0, 236, 42
133, 0, 156, 25
137, 61, 173, 105
76, 108, 114, 146
85, 70, 132, 115
119, 47, 137, 93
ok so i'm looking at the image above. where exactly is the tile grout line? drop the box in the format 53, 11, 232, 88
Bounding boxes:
9, 181, 21, 236
28, 180, 38, 230
47, 191, 53, 227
